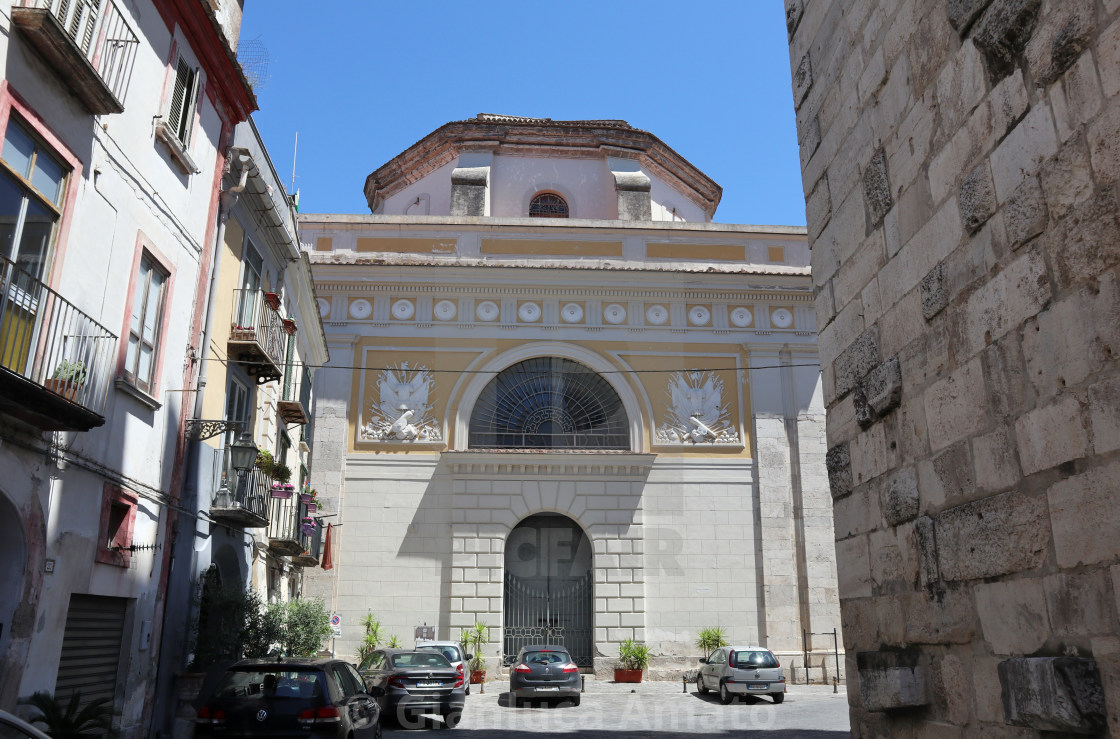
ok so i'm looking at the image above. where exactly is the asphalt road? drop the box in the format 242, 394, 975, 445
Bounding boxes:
383, 680, 851, 736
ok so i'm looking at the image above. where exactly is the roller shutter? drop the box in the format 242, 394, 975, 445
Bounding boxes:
54, 594, 127, 706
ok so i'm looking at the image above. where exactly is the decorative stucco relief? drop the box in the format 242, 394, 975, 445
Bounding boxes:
360, 362, 442, 442
655, 370, 739, 444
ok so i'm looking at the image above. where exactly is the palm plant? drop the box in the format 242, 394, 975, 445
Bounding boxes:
460, 621, 489, 671
696, 626, 729, 654
26, 691, 113, 738
617, 638, 651, 670
386, 634, 402, 648
357, 612, 383, 670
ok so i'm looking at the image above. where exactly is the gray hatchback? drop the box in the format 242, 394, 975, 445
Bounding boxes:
509, 645, 581, 706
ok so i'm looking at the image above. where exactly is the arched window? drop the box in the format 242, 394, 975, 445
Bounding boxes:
529, 192, 569, 218
468, 357, 629, 449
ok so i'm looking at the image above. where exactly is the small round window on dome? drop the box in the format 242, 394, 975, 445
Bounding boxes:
529, 192, 569, 218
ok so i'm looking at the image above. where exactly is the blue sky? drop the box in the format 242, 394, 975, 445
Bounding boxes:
239, 1, 806, 227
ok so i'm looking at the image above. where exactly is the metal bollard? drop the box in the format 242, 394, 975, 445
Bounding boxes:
833, 676, 838, 694
581, 675, 585, 693
480, 675, 485, 694
682, 674, 688, 693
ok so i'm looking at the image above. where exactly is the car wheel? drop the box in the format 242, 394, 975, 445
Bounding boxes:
373, 722, 383, 739
719, 681, 733, 705
442, 710, 461, 729
571, 695, 581, 707
697, 674, 708, 694
466, 684, 470, 696
772, 692, 785, 704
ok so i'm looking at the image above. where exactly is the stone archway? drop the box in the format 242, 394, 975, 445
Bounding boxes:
0, 492, 25, 666
503, 513, 594, 667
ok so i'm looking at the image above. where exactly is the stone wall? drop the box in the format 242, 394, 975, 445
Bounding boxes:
787, 0, 1120, 735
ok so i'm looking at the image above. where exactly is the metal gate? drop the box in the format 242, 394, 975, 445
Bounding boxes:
503, 513, 593, 668
503, 572, 593, 667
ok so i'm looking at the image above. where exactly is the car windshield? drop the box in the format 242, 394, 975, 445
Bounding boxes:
417, 645, 461, 663
390, 652, 452, 668
524, 650, 570, 665
733, 651, 779, 669
213, 669, 326, 700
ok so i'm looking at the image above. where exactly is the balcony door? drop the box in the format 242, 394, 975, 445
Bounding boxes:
235, 240, 262, 329
0, 118, 66, 374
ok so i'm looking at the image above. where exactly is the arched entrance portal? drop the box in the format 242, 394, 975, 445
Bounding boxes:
504, 514, 593, 667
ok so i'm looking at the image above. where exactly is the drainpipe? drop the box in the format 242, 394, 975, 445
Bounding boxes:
191, 151, 250, 421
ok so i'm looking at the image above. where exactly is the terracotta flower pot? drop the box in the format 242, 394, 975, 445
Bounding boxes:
614, 668, 643, 683
45, 378, 79, 401
469, 669, 486, 684
282, 318, 297, 335
264, 292, 281, 311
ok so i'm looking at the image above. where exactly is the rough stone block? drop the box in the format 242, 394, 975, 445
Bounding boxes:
834, 326, 880, 399
1023, 0, 1097, 86
972, 0, 1043, 82
1045, 189, 1120, 291
862, 149, 893, 229
1048, 461, 1120, 567
1050, 53, 1103, 143
1101, 18, 1120, 99
857, 650, 928, 711
975, 578, 1050, 654
924, 357, 989, 452
972, 427, 1021, 493
785, 0, 803, 37
1003, 176, 1047, 248
935, 491, 1050, 581
958, 161, 997, 234
959, 248, 1050, 360
920, 262, 949, 319
1043, 569, 1115, 637
915, 515, 940, 586
990, 103, 1059, 202
864, 356, 902, 417
806, 176, 832, 239
450, 167, 488, 217
826, 442, 853, 500
1089, 375, 1120, 454
883, 466, 919, 526
836, 535, 872, 599
800, 114, 822, 167
1088, 96, 1120, 184
794, 53, 813, 105
902, 587, 977, 645
1039, 137, 1094, 221
998, 657, 1107, 733
1015, 394, 1090, 475
947, 0, 992, 35
919, 440, 975, 509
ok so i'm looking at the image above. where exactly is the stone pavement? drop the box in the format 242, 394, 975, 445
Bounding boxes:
383, 678, 851, 736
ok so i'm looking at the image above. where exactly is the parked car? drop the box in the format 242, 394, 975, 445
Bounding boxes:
415, 639, 472, 695
195, 657, 382, 737
0, 710, 51, 739
696, 645, 786, 704
361, 649, 465, 728
509, 644, 581, 706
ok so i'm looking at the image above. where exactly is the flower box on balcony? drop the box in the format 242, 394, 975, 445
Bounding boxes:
264, 292, 281, 311
231, 326, 256, 341
45, 378, 78, 402
305, 501, 317, 514
282, 318, 297, 335
270, 485, 293, 499
300, 523, 315, 536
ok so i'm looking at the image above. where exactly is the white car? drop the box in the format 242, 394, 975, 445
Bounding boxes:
415, 639, 473, 695
697, 645, 786, 704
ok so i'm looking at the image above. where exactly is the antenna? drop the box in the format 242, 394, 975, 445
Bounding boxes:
290, 131, 298, 195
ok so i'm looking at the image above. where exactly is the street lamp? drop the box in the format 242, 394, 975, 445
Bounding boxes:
230, 433, 257, 475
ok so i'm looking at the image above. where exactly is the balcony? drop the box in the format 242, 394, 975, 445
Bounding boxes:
12, 0, 139, 115
0, 257, 116, 431
278, 363, 311, 425
209, 443, 269, 528
266, 491, 303, 556
292, 518, 322, 567
228, 289, 285, 385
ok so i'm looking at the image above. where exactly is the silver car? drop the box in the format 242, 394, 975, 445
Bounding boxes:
696, 645, 786, 704
415, 639, 472, 695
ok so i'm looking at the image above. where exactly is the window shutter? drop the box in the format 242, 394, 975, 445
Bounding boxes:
167, 59, 193, 143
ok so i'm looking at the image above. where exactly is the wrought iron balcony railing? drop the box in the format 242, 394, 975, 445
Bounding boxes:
278, 362, 310, 424
210, 442, 269, 528
11, 0, 139, 114
266, 491, 303, 556
228, 289, 285, 384
0, 256, 116, 430
293, 519, 322, 567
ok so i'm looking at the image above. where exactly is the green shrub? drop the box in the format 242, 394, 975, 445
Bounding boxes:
279, 598, 332, 656
357, 612, 383, 670
25, 691, 112, 738
696, 626, 729, 654
459, 621, 489, 671
617, 638, 651, 670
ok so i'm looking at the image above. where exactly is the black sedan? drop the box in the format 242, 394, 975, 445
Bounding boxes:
361, 649, 466, 728
509, 644, 581, 706
195, 658, 381, 737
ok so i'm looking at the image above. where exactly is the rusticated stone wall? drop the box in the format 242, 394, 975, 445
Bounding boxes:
786, 0, 1120, 735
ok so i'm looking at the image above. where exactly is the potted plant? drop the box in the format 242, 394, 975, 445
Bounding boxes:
255, 448, 275, 478
300, 517, 315, 536
47, 359, 86, 400
614, 638, 650, 683
357, 612, 383, 670
264, 291, 281, 311
271, 462, 292, 487
282, 317, 297, 335
459, 621, 489, 684
300, 486, 319, 512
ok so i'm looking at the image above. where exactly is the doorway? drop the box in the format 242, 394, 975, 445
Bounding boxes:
503, 513, 593, 667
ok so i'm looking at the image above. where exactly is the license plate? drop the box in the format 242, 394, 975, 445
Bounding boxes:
747, 682, 769, 690
537, 687, 559, 692
416, 681, 442, 687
